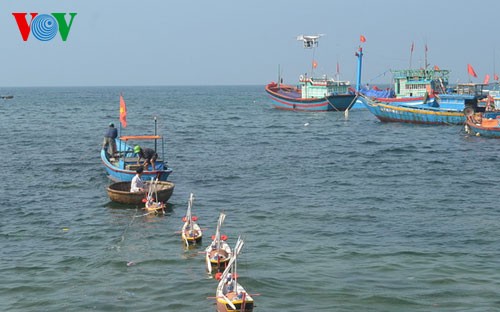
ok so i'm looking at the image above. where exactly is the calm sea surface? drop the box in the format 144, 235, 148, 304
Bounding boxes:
1, 86, 499, 311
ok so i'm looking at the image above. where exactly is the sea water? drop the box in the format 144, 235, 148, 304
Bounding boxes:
0, 86, 499, 311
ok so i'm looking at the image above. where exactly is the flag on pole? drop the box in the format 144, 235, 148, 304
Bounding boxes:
411, 42, 414, 53
119, 95, 127, 128
434, 65, 440, 70
495, 73, 499, 81
483, 74, 490, 84
336, 61, 340, 74
312, 60, 318, 69
360, 35, 366, 43
467, 64, 478, 78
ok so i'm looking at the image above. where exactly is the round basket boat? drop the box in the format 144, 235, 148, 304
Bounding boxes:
106, 181, 175, 205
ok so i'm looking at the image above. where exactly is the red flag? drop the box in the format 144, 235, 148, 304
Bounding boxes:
312, 60, 317, 69
360, 35, 366, 43
467, 64, 477, 78
119, 95, 127, 128
434, 65, 440, 70
483, 74, 490, 84
495, 74, 499, 81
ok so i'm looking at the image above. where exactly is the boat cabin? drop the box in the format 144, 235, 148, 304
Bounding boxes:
391, 68, 450, 98
299, 75, 350, 99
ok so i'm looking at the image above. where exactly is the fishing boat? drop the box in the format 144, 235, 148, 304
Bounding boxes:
181, 193, 202, 246
101, 96, 172, 182
465, 111, 500, 137
215, 237, 254, 312
360, 83, 488, 125
106, 180, 174, 205
0, 95, 14, 99
205, 212, 232, 274
101, 134, 172, 182
265, 34, 356, 112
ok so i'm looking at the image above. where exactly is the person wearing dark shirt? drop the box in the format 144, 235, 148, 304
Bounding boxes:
133, 145, 158, 170
103, 123, 118, 157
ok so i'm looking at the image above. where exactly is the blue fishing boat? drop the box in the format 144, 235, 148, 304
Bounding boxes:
465, 111, 500, 137
101, 95, 172, 182
360, 83, 488, 125
265, 34, 356, 112
101, 134, 173, 182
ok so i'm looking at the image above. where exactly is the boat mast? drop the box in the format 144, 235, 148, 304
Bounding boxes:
356, 46, 363, 92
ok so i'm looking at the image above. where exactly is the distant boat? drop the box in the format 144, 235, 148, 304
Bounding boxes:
205, 212, 232, 274
181, 193, 202, 246
265, 34, 356, 112
265, 78, 356, 111
465, 111, 500, 137
0, 95, 14, 99
360, 83, 488, 125
215, 237, 254, 312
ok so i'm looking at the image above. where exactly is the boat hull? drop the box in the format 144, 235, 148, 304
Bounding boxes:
265, 83, 355, 112
359, 96, 465, 125
465, 115, 500, 137
101, 148, 172, 182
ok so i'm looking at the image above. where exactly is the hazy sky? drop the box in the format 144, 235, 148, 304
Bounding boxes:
1, 0, 499, 87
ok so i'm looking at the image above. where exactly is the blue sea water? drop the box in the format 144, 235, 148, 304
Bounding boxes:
0, 86, 499, 311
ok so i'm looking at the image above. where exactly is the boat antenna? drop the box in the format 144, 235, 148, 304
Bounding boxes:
424, 42, 429, 70
409, 41, 414, 69
154, 116, 157, 152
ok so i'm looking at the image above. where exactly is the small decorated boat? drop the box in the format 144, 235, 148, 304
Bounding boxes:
205, 212, 232, 274
215, 237, 254, 312
181, 193, 202, 246
142, 178, 167, 214
465, 111, 500, 137
106, 180, 174, 205
265, 34, 356, 112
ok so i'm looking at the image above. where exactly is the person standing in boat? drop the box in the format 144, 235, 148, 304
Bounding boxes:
102, 123, 118, 158
130, 167, 146, 192
134, 145, 158, 170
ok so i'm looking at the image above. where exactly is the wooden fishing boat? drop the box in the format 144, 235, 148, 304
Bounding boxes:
215, 237, 254, 312
101, 135, 172, 182
465, 111, 500, 137
360, 84, 488, 125
181, 193, 202, 246
265, 34, 356, 112
106, 181, 174, 205
101, 96, 172, 182
205, 213, 232, 274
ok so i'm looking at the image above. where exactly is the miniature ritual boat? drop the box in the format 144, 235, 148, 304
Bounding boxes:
205, 212, 232, 274
181, 193, 202, 246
